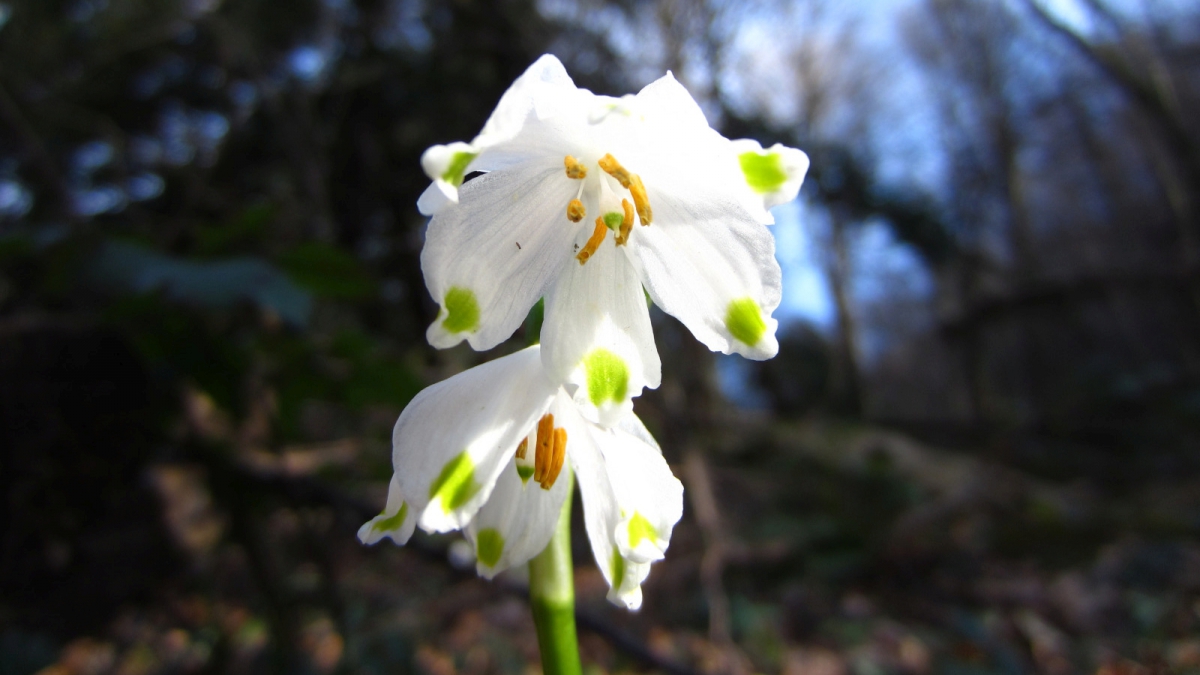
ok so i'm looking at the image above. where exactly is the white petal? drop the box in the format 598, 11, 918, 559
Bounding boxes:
630, 71, 713, 135
563, 407, 655, 610
421, 142, 477, 183
357, 474, 417, 546
392, 346, 556, 533
614, 412, 662, 453
417, 180, 458, 216
417, 143, 480, 216
605, 74, 773, 226
630, 182, 782, 360
416, 56, 580, 216
464, 452, 570, 579
473, 110, 596, 173
542, 238, 660, 428
731, 139, 810, 210
593, 424, 683, 564
422, 159, 579, 351
473, 54, 578, 148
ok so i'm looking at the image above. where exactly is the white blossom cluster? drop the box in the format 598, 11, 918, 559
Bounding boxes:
359, 55, 807, 610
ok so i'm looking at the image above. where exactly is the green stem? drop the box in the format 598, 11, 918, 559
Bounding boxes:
528, 468, 582, 675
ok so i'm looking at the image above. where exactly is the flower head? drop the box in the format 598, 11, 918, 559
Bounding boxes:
358, 345, 683, 610
420, 55, 806, 425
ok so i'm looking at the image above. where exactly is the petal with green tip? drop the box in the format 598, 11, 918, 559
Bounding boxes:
429, 451, 480, 513
542, 242, 660, 429
441, 286, 480, 334
391, 346, 556, 534
632, 184, 781, 360
739, 151, 789, 194
357, 475, 416, 546
475, 528, 504, 568
465, 411, 572, 579
725, 297, 766, 348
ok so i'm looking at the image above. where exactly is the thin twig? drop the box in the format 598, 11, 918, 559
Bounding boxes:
683, 450, 732, 644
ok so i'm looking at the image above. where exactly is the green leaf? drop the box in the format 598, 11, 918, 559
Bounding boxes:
524, 298, 545, 345
277, 243, 375, 299
103, 295, 250, 414
343, 358, 422, 409
91, 240, 312, 326
0, 234, 33, 261
195, 203, 273, 256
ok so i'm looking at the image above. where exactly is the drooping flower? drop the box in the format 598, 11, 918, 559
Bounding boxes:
357, 345, 683, 610
419, 55, 807, 426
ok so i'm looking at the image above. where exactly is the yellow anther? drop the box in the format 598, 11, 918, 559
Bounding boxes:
534, 413, 554, 483
541, 427, 568, 490
564, 155, 588, 179
599, 153, 652, 224
515, 437, 528, 460
615, 199, 635, 246
629, 175, 652, 225
597, 153, 632, 188
566, 198, 585, 222
576, 218, 608, 265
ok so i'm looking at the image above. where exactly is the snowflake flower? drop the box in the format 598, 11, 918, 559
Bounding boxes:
420, 55, 807, 426
357, 345, 683, 610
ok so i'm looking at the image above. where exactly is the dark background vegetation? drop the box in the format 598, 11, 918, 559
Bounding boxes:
2, 0, 1199, 674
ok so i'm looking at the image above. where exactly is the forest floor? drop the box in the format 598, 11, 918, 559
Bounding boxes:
7, 410, 1200, 675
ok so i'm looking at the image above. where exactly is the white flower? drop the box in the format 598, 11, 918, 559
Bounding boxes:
417, 55, 580, 215
420, 55, 805, 425
357, 345, 683, 611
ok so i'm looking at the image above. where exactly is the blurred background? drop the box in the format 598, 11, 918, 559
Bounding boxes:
2, 0, 1199, 673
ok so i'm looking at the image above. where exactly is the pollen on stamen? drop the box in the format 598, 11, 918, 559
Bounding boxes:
629, 175, 653, 225
566, 198, 585, 222
615, 198, 635, 246
534, 414, 554, 483
541, 427, 567, 490
576, 218, 608, 265
564, 155, 588, 179
597, 153, 632, 188
515, 437, 528, 460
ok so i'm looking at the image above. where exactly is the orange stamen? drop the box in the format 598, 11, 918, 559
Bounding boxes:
534, 414, 554, 483
566, 198, 585, 222
564, 155, 588, 179
576, 218, 608, 265
515, 437, 528, 460
597, 153, 632, 188
629, 175, 652, 225
541, 427, 568, 490
615, 198, 635, 246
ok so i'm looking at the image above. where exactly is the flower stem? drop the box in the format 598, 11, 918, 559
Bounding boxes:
528, 468, 581, 675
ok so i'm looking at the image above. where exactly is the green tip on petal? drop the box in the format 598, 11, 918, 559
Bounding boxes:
476, 528, 504, 568
373, 502, 409, 533
725, 297, 767, 347
441, 151, 478, 188
516, 464, 535, 482
738, 151, 788, 194
602, 212, 623, 230
584, 348, 629, 406
610, 549, 626, 587
429, 451, 480, 513
442, 286, 480, 334
627, 512, 656, 549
